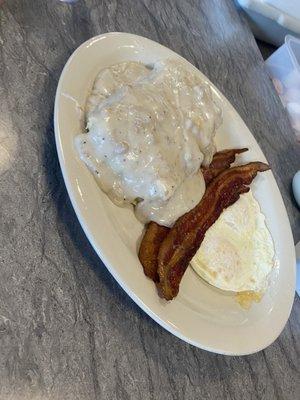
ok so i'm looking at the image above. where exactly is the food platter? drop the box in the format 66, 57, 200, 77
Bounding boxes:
54, 32, 295, 355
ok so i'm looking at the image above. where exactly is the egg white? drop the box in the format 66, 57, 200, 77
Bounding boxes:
191, 191, 275, 292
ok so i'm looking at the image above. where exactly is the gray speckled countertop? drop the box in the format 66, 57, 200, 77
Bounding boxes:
0, 1, 299, 399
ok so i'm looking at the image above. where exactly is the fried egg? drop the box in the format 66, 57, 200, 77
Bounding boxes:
191, 191, 275, 293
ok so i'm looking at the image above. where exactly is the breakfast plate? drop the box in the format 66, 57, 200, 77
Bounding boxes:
54, 32, 296, 355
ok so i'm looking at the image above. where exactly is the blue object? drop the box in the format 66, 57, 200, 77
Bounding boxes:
292, 171, 300, 207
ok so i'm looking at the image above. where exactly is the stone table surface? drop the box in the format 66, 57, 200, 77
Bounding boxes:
0, 0, 299, 399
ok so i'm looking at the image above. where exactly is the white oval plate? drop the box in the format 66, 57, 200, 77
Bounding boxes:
54, 33, 296, 355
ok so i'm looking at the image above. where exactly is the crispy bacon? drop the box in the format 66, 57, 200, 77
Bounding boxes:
157, 162, 270, 300
138, 222, 169, 281
207, 148, 248, 169
201, 148, 248, 185
202, 167, 226, 186
138, 148, 248, 282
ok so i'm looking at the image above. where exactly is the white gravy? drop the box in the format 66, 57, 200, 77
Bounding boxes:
76, 60, 222, 226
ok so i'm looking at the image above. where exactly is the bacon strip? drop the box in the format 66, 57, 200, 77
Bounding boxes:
202, 148, 248, 185
157, 162, 270, 300
202, 167, 227, 186
138, 222, 169, 281
138, 148, 248, 281
207, 148, 248, 169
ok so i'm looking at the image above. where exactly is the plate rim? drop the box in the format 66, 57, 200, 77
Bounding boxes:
54, 32, 296, 356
